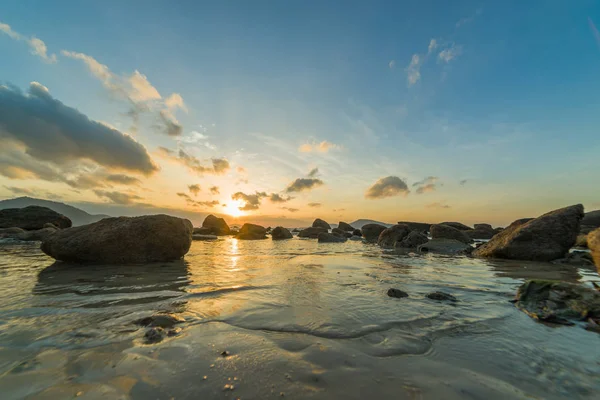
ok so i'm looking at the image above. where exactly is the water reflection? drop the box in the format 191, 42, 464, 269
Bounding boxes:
487, 258, 585, 283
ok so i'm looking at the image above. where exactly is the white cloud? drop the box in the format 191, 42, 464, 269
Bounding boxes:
389, 60, 396, 69
165, 93, 188, 112
128, 70, 161, 102
428, 39, 438, 54
438, 44, 462, 63
299, 140, 340, 153
405, 54, 422, 86
0, 21, 56, 63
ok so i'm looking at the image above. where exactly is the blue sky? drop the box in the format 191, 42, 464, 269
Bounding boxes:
1, 0, 599, 226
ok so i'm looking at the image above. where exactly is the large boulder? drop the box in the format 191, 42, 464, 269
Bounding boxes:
377, 224, 411, 248
514, 280, 600, 325
588, 228, 600, 268
396, 230, 428, 249
317, 232, 347, 243
201, 215, 230, 235
338, 221, 354, 231
396, 221, 431, 233
271, 226, 293, 240
440, 221, 472, 231
473, 204, 584, 262
298, 227, 328, 238
237, 223, 267, 240
417, 239, 471, 255
40, 215, 193, 264
312, 218, 331, 230
0, 206, 71, 230
361, 223, 388, 242
581, 210, 600, 234
430, 223, 473, 244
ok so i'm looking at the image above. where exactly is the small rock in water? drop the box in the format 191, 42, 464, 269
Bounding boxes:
135, 313, 185, 328
426, 292, 458, 302
221, 350, 230, 357
387, 288, 409, 298
167, 327, 182, 337
144, 327, 165, 343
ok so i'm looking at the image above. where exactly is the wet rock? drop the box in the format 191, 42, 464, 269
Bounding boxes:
41, 215, 193, 264
312, 218, 331, 230
377, 224, 411, 248
417, 239, 472, 255
473, 204, 584, 262
136, 313, 185, 328
396, 230, 428, 249
167, 327, 182, 337
338, 221, 354, 231
144, 327, 165, 343
588, 228, 600, 268
387, 288, 409, 298
298, 227, 328, 238
430, 224, 473, 244
202, 214, 230, 235
396, 221, 431, 233
271, 226, 293, 240
352, 229, 362, 237
426, 292, 458, 302
551, 252, 595, 267
317, 232, 347, 243
220, 350, 230, 357
514, 280, 600, 325
332, 228, 352, 238
440, 221, 472, 231
237, 223, 267, 240
193, 227, 213, 235
0, 206, 72, 230
193, 234, 218, 241
361, 223, 388, 242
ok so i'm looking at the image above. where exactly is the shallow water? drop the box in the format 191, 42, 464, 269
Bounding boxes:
0, 238, 599, 399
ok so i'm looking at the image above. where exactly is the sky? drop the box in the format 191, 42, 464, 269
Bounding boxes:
1, 0, 600, 227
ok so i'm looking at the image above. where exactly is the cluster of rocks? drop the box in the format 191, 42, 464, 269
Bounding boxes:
0, 206, 72, 242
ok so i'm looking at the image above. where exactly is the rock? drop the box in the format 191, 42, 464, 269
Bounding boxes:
145, 327, 165, 343
417, 239, 472, 255
473, 204, 584, 262
377, 224, 411, 248
430, 224, 473, 244
426, 292, 458, 302
396, 221, 431, 233
40, 215, 193, 264
551, 252, 595, 267
588, 228, 600, 268
0, 227, 26, 238
361, 223, 388, 242
298, 227, 328, 238
581, 210, 600, 234
292, 228, 300, 233
317, 232, 347, 243
0, 206, 72, 230
167, 327, 183, 337
271, 226, 293, 240
193, 234, 218, 241
43, 223, 58, 229
387, 288, 409, 298
465, 226, 497, 240
136, 313, 185, 328
575, 234, 588, 248
193, 227, 213, 235
352, 229, 362, 237
338, 221, 354, 231
17, 227, 57, 242
312, 218, 331, 230
348, 235, 363, 241
332, 228, 352, 238
514, 280, 600, 325
396, 230, 428, 248
440, 221, 472, 231
474, 223, 493, 230
202, 215, 230, 235
237, 223, 267, 240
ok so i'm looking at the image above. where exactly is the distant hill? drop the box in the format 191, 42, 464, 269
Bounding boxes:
0, 197, 110, 226
349, 219, 393, 229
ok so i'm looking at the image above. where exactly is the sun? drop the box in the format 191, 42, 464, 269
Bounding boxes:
223, 200, 244, 218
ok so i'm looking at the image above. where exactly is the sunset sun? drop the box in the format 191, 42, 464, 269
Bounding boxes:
223, 200, 244, 218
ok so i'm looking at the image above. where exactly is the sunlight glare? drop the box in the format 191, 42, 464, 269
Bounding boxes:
224, 200, 244, 217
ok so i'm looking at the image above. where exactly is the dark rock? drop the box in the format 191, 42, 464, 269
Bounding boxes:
271, 226, 293, 240
312, 218, 331, 230
387, 288, 409, 298
396, 221, 432, 233
298, 227, 328, 238
418, 239, 471, 254
361, 223, 387, 242
426, 292, 458, 302
332, 228, 352, 238
430, 224, 473, 244
440, 221, 472, 231
292, 228, 300, 233
18, 227, 57, 242
396, 230, 428, 248
581, 210, 600, 234
551, 252, 595, 267
193, 234, 218, 241
202, 215, 230, 235
338, 221, 354, 231
474, 223, 492, 230
193, 227, 213, 235
0, 206, 72, 230
237, 223, 267, 240
514, 280, 600, 325
352, 229, 362, 237
136, 313, 185, 328
377, 224, 411, 248
41, 215, 193, 264
588, 228, 600, 268
348, 235, 363, 241
317, 232, 347, 243
465, 226, 497, 240
0, 227, 26, 237
473, 204, 584, 262
145, 327, 165, 343
220, 350, 230, 357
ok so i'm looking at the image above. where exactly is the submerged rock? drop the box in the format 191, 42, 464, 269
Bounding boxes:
387, 288, 409, 298
430, 224, 473, 244
348, 235, 363, 241
426, 292, 458, 302
588, 228, 600, 268
271, 226, 293, 240
41, 215, 193, 264
0, 206, 71, 230
312, 218, 331, 230
377, 224, 411, 248
298, 227, 328, 238
473, 204, 584, 262
202, 215, 230, 235
396, 231, 428, 249
514, 280, 600, 325
361, 223, 387, 242
317, 232, 347, 243
145, 327, 165, 343
338, 221, 354, 231
193, 234, 218, 241
551, 252, 595, 267
417, 239, 471, 255
136, 313, 185, 328
237, 223, 267, 240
